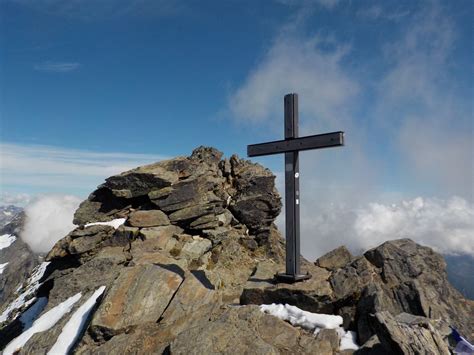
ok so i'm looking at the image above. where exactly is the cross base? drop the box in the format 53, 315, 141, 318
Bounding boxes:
275, 272, 312, 283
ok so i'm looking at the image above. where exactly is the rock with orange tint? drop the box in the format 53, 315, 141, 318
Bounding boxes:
126, 210, 170, 227
90, 264, 183, 340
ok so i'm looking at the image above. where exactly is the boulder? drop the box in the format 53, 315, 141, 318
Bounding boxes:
316, 246, 353, 271
170, 306, 334, 355
371, 311, 450, 354
126, 209, 170, 227
90, 264, 183, 340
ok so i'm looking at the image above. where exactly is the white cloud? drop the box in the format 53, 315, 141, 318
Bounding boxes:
228, 34, 358, 130
34, 62, 81, 73
353, 197, 474, 256
21, 195, 81, 253
289, 196, 474, 260
0, 143, 165, 193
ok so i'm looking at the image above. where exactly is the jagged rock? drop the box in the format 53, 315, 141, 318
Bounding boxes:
158, 270, 219, 334
358, 239, 473, 341
316, 328, 340, 352
138, 225, 182, 240
329, 256, 378, 300
371, 311, 450, 354
46, 225, 128, 263
355, 335, 383, 354
180, 236, 212, 261
316, 246, 353, 271
228, 155, 281, 238
90, 264, 183, 340
126, 209, 170, 227
170, 305, 333, 355
241, 259, 334, 314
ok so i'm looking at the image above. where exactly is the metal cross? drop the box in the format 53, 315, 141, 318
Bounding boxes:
247, 93, 344, 283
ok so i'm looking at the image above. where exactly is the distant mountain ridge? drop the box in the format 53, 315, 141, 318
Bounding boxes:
0, 208, 39, 310
0, 206, 23, 230
444, 253, 474, 300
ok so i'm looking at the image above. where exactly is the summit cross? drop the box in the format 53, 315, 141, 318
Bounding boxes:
247, 93, 345, 283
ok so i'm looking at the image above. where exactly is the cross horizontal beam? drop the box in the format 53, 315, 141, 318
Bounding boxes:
247, 131, 344, 157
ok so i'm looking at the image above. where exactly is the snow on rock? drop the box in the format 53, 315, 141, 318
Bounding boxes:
48, 286, 106, 354
260, 303, 343, 330
260, 304, 359, 351
338, 329, 359, 350
85, 218, 126, 229
3, 293, 82, 355
0, 262, 8, 275
0, 262, 50, 323
0, 234, 16, 250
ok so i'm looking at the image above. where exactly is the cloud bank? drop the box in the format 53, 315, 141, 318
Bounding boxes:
21, 195, 81, 253
276, 196, 474, 260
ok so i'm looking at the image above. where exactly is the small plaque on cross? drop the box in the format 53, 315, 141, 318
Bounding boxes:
247, 93, 344, 283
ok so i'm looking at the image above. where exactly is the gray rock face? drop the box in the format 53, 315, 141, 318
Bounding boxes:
357, 239, 473, 343
242, 239, 474, 353
316, 246, 353, 271
127, 209, 170, 227
373, 312, 450, 354
72, 147, 281, 245
90, 264, 183, 340
170, 306, 336, 355
0, 147, 472, 355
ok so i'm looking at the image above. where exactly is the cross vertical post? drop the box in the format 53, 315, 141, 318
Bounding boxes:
284, 94, 300, 276
277, 94, 310, 282
247, 92, 345, 283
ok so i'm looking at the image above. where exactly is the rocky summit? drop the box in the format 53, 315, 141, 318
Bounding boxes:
0, 146, 472, 354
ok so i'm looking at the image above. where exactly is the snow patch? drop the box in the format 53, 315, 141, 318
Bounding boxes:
260, 303, 343, 330
48, 286, 106, 354
338, 328, 359, 350
85, 218, 126, 229
0, 262, 50, 323
260, 304, 359, 350
0, 262, 9, 275
0, 234, 16, 250
3, 293, 82, 355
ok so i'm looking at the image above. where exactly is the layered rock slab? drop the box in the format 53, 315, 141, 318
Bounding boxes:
170, 306, 336, 355
91, 264, 183, 339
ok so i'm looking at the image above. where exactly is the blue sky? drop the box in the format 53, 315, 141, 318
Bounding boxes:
1, 0, 473, 257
